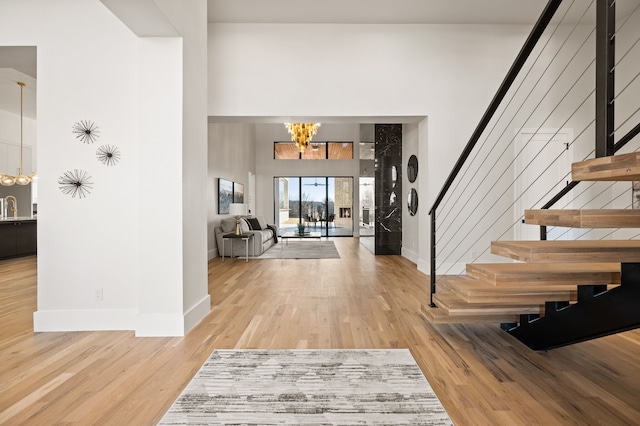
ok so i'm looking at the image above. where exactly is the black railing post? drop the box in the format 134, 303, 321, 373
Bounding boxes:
430, 211, 436, 307
595, 0, 615, 158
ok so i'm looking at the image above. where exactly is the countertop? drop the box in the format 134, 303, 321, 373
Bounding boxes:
0, 216, 37, 223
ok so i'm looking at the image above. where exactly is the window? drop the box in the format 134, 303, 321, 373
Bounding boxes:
274, 142, 353, 160
327, 142, 353, 159
274, 176, 353, 237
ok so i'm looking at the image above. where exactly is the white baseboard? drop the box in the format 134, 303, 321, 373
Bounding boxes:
417, 258, 430, 275
33, 309, 137, 332
402, 247, 419, 264
184, 294, 211, 334
135, 313, 185, 336
33, 298, 211, 336
208, 248, 219, 260
135, 294, 211, 337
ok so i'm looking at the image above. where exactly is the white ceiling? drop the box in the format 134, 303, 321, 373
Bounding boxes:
0, 47, 37, 119
207, 0, 550, 25
208, 0, 640, 25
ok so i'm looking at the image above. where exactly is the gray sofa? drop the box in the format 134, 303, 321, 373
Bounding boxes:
215, 215, 277, 257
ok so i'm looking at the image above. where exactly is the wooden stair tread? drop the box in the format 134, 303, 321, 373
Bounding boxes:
525, 209, 640, 228
447, 277, 573, 302
466, 262, 620, 286
432, 288, 540, 316
572, 152, 640, 181
420, 301, 520, 324
491, 240, 640, 263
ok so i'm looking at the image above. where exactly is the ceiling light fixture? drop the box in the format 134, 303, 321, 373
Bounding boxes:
284, 123, 321, 153
1, 82, 37, 186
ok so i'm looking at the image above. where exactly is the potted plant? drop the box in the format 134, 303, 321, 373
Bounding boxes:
297, 222, 306, 235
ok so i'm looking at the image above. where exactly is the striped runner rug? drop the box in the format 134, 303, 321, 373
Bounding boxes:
159, 349, 452, 425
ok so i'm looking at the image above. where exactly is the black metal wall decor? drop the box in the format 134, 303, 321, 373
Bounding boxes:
408, 188, 418, 216
407, 155, 418, 183
58, 169, 94, 198
96, 144, 121, 166
72, 120, 100, 144
375, 124, 402, 255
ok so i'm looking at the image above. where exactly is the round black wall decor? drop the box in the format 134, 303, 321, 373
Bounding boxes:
407, 155, 418, 183
408, 188, 418, 216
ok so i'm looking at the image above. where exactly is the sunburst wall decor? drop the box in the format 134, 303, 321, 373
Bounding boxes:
58, 169, 94, 198
96, 144, 121, 166
72, 120, 100, 144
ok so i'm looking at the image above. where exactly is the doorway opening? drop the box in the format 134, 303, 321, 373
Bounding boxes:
514, 129, 573, 241
359, 140, 375, 253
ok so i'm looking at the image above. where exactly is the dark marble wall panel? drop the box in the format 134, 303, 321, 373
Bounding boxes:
375, 124, 402, 255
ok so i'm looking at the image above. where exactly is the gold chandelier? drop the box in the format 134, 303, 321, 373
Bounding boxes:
284, 123, 321, 153
1, 82, 37, 186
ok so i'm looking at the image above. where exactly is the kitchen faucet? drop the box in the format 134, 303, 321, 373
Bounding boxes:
4, 196, 17, 219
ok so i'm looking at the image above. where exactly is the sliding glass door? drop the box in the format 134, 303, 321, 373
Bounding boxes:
275, 177, 353, 237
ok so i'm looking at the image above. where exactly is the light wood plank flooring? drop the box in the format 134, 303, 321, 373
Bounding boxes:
1, 239, 639, 425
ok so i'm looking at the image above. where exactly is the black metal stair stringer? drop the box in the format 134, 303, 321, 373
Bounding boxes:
505, 263, 640, 351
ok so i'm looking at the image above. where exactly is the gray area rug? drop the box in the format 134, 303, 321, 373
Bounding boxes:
158, 349, 453, 425
257, 241, 340, 259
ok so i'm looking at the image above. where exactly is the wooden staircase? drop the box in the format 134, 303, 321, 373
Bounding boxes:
422, 152, 640, 349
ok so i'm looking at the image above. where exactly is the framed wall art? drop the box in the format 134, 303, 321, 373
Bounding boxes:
218, 178, 233, 214
233, 182, 244, 203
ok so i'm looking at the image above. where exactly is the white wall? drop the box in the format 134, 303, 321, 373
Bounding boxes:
0, 0, 142, 330
1, 0, 209, 336
402, 123, 419, 263
157, 0, 211, 336
207, 123, 256, 258
208, 23, 531, 272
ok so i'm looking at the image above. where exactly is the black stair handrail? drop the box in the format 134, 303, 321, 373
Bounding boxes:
427, 0, 564, 307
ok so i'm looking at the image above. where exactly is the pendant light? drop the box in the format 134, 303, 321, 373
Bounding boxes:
1, 82, 37, 186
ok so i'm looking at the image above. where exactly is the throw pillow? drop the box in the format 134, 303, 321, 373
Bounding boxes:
246, 217, 262, 230
240, 218, 250, 233
256, 216, 268, 230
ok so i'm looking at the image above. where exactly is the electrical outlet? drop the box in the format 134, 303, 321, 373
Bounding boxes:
95, 288, 103, 301
470, 249, 477, 260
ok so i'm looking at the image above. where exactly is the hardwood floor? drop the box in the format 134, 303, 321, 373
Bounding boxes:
1, 239, 639, 425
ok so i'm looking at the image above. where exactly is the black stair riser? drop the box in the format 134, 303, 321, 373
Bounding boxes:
505, 263, 640, 351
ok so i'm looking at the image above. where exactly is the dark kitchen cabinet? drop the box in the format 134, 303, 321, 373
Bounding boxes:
0, 220, 37, 259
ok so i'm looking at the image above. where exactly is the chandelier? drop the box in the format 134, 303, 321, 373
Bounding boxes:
284, 123, 321, 153
0, 82, 37, 186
